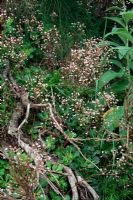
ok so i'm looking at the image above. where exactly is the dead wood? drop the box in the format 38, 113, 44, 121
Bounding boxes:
77, 176, 99, 200
2, 60, 99, 199
64, 166, 79, 200
3, 60, 64, 198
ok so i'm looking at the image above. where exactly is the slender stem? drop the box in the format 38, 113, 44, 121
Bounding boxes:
103, 17, 108, 39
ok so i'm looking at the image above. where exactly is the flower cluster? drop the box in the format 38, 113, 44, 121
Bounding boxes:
40, 25, 61, 68
0, 35, 23, 61
0, 9, 7, 25
0, 15, 24, 64
0, 13, 62, 69
58, 90, 119, 131
19, 15, 61, 68
62, 38, 111, 87
68, 22, 86, 38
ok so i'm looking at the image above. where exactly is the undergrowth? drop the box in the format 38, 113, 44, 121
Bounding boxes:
0, 0, 133, 200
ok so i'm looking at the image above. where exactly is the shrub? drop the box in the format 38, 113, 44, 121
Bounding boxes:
62, 38, 111, 87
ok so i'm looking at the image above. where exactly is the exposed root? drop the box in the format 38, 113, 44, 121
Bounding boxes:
64, 166, 79, 200
8, 102, 64, 198
64, 167, 99, 200
77, 176, 99, 200
3, 61, 64, 198
47, 103, 101, 171
2, 60, 99, 199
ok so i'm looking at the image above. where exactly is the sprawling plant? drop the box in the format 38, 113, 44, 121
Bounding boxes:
0, 1, 133, 200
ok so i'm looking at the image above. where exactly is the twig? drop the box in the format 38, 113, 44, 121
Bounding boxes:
3, 62, 102, 173
126, 124, 130, 148
48, 103, 67, 138
3, 60, 100, 199
51, 86, 56, 110
47, 103, 101, 171
69, 137, 126, 142
46, 169, 69, 176
64, 166, 79, 200
18, 103, 31, 131
16, 113, 64, 198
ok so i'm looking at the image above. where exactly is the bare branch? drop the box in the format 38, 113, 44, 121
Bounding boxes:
64, 166, 79, 200
18, 103, 31, 131
3, 60, 100, 200
47, 103, 101, 171
77, 176, 99, 200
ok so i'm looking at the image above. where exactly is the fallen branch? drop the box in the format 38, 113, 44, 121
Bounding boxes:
77, 176, 99, 200
3, 60, 100, 199
3, 61, 101, 171
47, 103, 101, 171
3, 62, 64, 199
64, 166, 79, 200
63, 167, 99, 200
18, 103, 31, 131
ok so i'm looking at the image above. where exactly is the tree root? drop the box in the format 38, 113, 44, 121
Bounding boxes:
64, 167, 99, 200
2, 60, 99, 199
64, 166, 79, 200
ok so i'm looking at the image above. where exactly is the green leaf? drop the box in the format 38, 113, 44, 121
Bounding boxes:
110, 59, 123, 68
113, 46, 131, 59
111, 78, 129, 93
93, 156, 100, 164
0, 169, 5, 176
106, 6, 123, 12
6, 17, 13, 26
98, 70, 124, 89
64, 195, 71, 200
20, 47, 35, 57
121, 10, 133, 24
99, 40, 120, 47
128, 61, 133, 70
103, 106, 124, 131
105, 28, 133, 44
119, 129, 127, 144
4, 17, 14, 33
45, 136, 56, 150
106, 17, 125, 27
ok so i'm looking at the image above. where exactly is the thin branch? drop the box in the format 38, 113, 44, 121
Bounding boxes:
64, 166, 79, 200
46, 169, 69, 176
47, 103, 101, 171
126, 124, 130, 148
3, 61, 100, 199
77, 176, 99, 200
18, 103, 31, 131
69, 137, 126, 142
